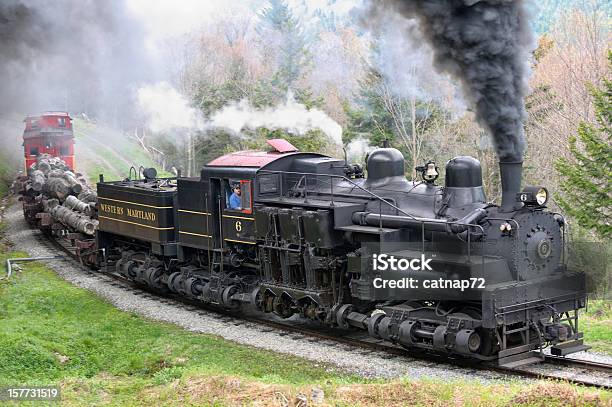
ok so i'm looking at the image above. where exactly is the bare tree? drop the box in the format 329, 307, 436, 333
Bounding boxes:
525, 5, 610, 205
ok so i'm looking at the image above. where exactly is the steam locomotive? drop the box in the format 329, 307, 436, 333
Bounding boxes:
20, 137, 588, 367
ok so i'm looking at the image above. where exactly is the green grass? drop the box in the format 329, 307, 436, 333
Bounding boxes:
85, 162, 122, 186
582, 299, 612, 354
0, 264, 358, 386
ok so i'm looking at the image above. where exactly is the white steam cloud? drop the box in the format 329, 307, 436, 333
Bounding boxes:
209, 91, 343, 144
136, 82, 205, 132
136, 84, 344, 145
346, 137, 374, 163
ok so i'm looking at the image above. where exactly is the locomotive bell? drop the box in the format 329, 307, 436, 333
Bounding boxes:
415, 161, 439, 184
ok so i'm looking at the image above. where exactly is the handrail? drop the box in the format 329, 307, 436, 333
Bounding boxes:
257, 169, 419, 220
487, 217, 521, 282
550, 212, 566, 266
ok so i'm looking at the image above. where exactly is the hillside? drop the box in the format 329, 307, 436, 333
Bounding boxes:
73, 118, 173, 185
0, 115, 26, 194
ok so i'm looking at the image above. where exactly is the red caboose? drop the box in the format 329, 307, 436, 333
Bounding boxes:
23, 112, 75, 170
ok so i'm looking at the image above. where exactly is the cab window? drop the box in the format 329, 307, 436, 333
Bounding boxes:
225, 179, 252, 214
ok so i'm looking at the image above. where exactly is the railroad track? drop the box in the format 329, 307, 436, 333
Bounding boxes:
27, 230, 612, 389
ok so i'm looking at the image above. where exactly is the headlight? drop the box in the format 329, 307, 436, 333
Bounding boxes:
535, 188, 548, 205
517, 186, 549, 206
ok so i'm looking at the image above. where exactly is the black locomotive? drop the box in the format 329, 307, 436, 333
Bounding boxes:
21, 138, 589, 367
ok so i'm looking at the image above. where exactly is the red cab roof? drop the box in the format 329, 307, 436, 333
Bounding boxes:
206, 151, 285, 167
25, 111, 71, 120
206, 139, 299, 168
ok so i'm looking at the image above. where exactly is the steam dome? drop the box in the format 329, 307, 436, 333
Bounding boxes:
445, 156, 483, 188
365, 148, 407, 187
443, 156, 486, 207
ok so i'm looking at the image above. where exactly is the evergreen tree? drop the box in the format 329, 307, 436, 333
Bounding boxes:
555, 52, 612, 238
343, 69, 398, 147
257, 0, 310, 95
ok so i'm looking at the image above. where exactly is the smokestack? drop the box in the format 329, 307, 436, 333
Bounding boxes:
499, 161, 523, 212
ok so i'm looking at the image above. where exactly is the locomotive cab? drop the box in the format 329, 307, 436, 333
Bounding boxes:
23, 112, 75, 170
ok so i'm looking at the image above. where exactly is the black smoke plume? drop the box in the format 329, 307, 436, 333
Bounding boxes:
369, 0, 534, 162
0, 0, 154, 127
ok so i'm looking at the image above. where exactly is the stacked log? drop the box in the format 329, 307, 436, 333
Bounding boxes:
29, 170, 45, 192
22, 154, 99, 236
62, 171, 83, 194
44, 177, 72, 200
34, 155, 70, 175
64, 195, 94, 216
43, 199, 98, 235
78, 189, 98, 203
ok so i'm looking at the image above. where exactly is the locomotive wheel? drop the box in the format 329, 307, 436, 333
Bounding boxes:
115, 258, 125, 275
455, 329, 482, 354
176, 277, 189, 297
335, 304, 353, 329
273, 295, 294, 318
221, 285, 240, 310
167, 272, 182, 293
184, 277, 202, 298
133, 264, 147, 283
368, 312, 386, 338
250, 287, 263, 310
124, 260, 138, 279
455, 308, 497, 356
143, 267, 156, 287
144, 267, 165, 291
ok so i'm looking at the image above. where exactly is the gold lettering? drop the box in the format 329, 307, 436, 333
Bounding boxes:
126, 208, 156, 222
100, 203, 125, 215
99, 202, 159, 222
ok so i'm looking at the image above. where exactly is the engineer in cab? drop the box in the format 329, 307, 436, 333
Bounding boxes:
229, 183, 242, 210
